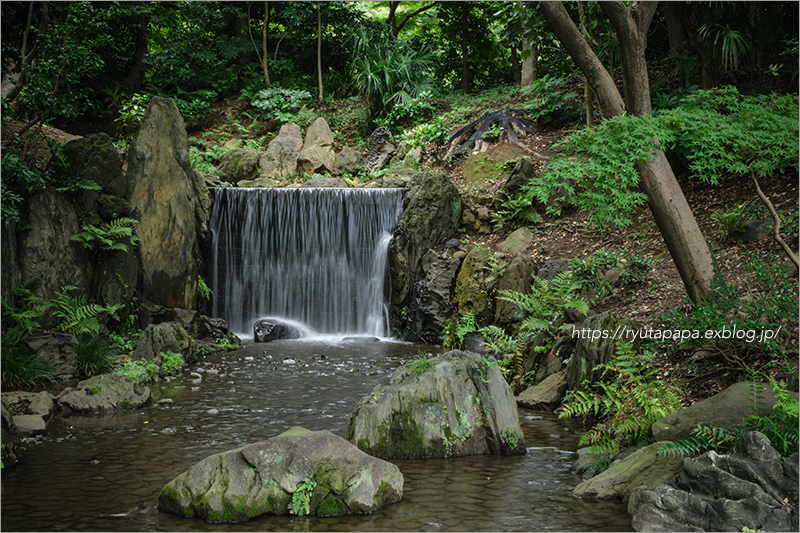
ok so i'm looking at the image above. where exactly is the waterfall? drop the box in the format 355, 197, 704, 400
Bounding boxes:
207, 187, 404, 338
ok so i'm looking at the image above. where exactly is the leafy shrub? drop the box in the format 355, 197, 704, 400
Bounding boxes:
1, 344, 58, 390
560, 341, 684, 472
520, 75, 580, 123
189, 144, 227, 176
1, 152, 47, 224
159, 351, 185, 376
108, 331, 141, 355
351, 28, 438, 122
197, 276, 212, 300
50, 286, 122, 338
379, 94, 437, 128
247, 87, 312, 122
440, 312, 479, 350
216, 333, 241, 350
289, 479, 317, 516
402, 120, 450, 148
114, 359, 160, 384
570, 249, 654, 303
74, 335, 117, 377
660, 255, 798, 360
1, 280, 52, 346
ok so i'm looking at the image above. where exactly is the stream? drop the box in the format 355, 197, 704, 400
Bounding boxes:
1, 339, 632, 532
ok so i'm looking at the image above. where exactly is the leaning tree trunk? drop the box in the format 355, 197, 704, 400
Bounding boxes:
541, 0, 714, 302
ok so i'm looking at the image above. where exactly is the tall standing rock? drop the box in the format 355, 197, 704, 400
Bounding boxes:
127, 97, 208, 310
296, 117, 336, 175
389, 171, 461, 311
17, 190, 92, 320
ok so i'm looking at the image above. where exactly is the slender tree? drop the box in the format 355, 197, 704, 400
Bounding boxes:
317, 2, 323, 102
540, 1, 714, 302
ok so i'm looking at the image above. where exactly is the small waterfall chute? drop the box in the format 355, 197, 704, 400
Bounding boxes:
207, 187, 404, 339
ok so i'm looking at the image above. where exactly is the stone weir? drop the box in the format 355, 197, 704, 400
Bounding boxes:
207, 187, 404, 337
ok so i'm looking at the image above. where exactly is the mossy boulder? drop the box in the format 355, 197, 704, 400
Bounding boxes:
347, 350, 525, 459
454, 245, 494, 322
157, 427, 403, 523
218, 148, 260, 184
48, 132, 127, 197
56, 374, 152, 413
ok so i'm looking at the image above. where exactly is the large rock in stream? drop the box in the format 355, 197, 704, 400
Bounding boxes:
158, 427, 403, 523
56, 374, 152, 413
347, 350, 526, 458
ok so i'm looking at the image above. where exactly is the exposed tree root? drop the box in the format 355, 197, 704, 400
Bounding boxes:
446, 109, 547, 160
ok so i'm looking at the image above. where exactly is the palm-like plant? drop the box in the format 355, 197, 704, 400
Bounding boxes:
351, 28, 439, 122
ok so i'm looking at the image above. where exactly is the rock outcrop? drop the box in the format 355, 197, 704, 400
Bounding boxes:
254, 319, 304, 342
347, 350, 526, 458
57, 374, 152, 413
259, 122, 304, 179
17, 190, 92, 320
296, 118, 336, 175
565, 312, 637, 390
630, 431, 799, 532
454, 245, 494, 322
158, 427, 403, 523
132, 321, 195, 361
494, 254, 536, 326
389, 171, 461, 312
218, 148, 260, 183
652, 381, 799, 442
127, 97, 209, 310
407, 249, 462, 341
364, 127, 395, 172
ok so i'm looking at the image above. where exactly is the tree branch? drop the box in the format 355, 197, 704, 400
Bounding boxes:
750, 171, 799, 271
396, 3, 436, 35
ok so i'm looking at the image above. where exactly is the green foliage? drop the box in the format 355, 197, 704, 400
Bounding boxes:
159, 351, 185, 376
74, 335, 117, 377
189, 144, 227, 176
497, 270, 590, 336
408, 352, 433, 373
378, 94, 437, 128
215, 333, 241, 350
115, 93, 152, 135
0, 344, 58, 390
520, 75, 580, 124
289, 479, 317, 516
246, 87, 312, 122
560, 341, 684, 471
50, 286, 121, 338
658, 87, 799, 183
351, 28, 438, 122
660, 256, 798, 360
71, 218, 139, 252
570, 249, 654, 303
659, 379, 799, 458
197, 276, 212, 300
1, 280, 52, 346
114, 359, 160, 384
1, 152, 47, 224
440, 312, 479, 350
401, 120, 450, 148
108, 331, 140, 354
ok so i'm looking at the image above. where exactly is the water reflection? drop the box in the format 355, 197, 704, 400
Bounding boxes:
1, 340, 631, 532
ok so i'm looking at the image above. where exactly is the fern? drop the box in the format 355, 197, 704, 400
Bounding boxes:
50, 286, 121, 337
71, 218, 139, 252
1, 279, 52, 345
560, 340, 684, 472
441, 312, 479, 349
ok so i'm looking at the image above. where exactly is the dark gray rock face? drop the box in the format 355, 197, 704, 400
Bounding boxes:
631, 431, 799, 532
18, 190, 92, 322
260, 122, 304, 179
364, 126, 395, 173
127, 97, 208, 310
158, 427, 403, 523
49, 133, 127, 197
57, 374, 152, 413
389, 171, 461, 313
254, 319, 303, 342
347, 350, 526, 459
24, 333, 79, 377
407, 249, 462, 341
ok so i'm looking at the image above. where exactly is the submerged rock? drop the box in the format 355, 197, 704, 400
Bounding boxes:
158, 427, 403, 523
347, 350, 526, 459
253, 319, 303, 342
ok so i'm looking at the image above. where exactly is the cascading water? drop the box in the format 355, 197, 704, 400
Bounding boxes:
207, 187, 404, 338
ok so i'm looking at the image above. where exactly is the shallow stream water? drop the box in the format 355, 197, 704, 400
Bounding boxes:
1, 339, 631, 532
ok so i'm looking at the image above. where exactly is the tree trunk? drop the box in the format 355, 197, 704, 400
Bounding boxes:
460, 2, 471, 93
510, 44, 521, 84
4, 1, 49, 104
317, 4, 323, 103
541, 0, 714, 302
125, 12, 150, 90
262, 1, 271, 88
520, 35, 537, 86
